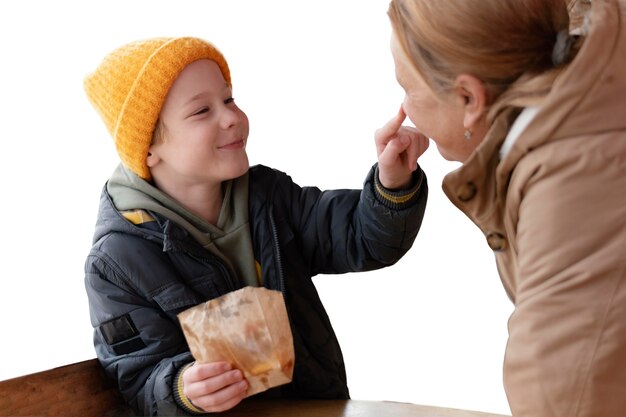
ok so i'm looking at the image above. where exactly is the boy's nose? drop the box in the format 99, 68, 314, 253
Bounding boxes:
220, 107, 239, 129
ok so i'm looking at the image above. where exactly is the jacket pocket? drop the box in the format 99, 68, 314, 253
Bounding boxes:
152, 273, 227, 320
152, 283, 202, 320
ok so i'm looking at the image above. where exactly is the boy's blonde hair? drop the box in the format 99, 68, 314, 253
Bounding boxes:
152, 119, 166, 145
84, 37, 231, 180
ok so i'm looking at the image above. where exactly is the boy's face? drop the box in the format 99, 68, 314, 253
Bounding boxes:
147, 59, 250, 186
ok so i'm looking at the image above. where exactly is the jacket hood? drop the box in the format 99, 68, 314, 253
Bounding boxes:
92, 164, 258, 286
92, 181, 162, 246
441, 0, 625, 256
502, 0, 626, 169
92, 164, 218, 247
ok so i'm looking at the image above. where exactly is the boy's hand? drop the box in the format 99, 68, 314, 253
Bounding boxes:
375, 106, 429, 189
182, 361, 248, 413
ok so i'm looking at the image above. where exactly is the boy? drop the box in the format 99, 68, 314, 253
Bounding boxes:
83, 36, 428, 416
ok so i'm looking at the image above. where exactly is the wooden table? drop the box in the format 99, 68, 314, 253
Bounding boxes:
222, 399, 511, 417
0, 359, 510, 417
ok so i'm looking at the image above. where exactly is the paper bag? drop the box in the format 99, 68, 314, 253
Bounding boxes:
178, 286, 294, 396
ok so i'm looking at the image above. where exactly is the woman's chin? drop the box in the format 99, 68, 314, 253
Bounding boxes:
435, 144, 461, 163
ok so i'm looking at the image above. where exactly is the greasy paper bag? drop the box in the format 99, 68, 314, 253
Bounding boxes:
178, 286, 294, 396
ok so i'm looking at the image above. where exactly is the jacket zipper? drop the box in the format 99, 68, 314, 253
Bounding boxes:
269, 211, 286, 296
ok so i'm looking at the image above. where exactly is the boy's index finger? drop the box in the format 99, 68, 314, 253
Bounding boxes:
380, 106, 407, 138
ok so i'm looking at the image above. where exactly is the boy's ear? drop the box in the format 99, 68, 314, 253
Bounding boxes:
146, 146, 160, 168
453, 74, 487, 130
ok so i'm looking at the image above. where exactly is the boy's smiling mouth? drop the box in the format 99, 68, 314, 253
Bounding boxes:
218, 138, 246, 150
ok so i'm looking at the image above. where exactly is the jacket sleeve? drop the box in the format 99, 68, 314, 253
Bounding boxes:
503, 142, 626, 417
85, 245, 196, 416
279, 163, 427, 275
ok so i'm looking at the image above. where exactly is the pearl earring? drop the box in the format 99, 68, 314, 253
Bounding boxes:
464, 128, 473, 140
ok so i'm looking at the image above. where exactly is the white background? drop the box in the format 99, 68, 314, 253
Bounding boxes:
0, 1, 513, 415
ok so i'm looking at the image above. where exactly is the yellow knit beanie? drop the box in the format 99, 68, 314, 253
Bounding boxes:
84, 37, 231, 180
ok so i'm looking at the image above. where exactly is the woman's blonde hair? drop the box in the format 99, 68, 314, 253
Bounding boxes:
388, 0, 585, 124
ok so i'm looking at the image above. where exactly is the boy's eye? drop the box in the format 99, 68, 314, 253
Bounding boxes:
224, 97, 235, 104
192, 107, 209, 116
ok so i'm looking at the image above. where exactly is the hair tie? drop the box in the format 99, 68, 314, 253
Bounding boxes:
552, 30, 576, 66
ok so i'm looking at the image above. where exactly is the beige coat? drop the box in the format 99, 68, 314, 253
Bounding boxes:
442, 1, 626, 416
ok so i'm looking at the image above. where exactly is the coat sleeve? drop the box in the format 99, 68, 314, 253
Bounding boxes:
85, 245, 196, 417
503, 142, 626, 417
277, 163, 428, 275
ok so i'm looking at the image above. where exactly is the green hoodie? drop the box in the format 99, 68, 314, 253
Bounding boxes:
106, 164, 259, 287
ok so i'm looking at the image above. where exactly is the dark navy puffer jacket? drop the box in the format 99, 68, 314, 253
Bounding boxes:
85, 164, 427, 416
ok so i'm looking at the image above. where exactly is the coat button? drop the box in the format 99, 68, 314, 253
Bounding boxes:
486, 232, 507, 251
456, 182, 477, 202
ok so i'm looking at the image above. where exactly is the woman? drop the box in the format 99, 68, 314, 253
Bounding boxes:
384, 0, 626, 416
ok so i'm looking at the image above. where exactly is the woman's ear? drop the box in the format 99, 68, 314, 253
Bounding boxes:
453, 74, 487, 130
